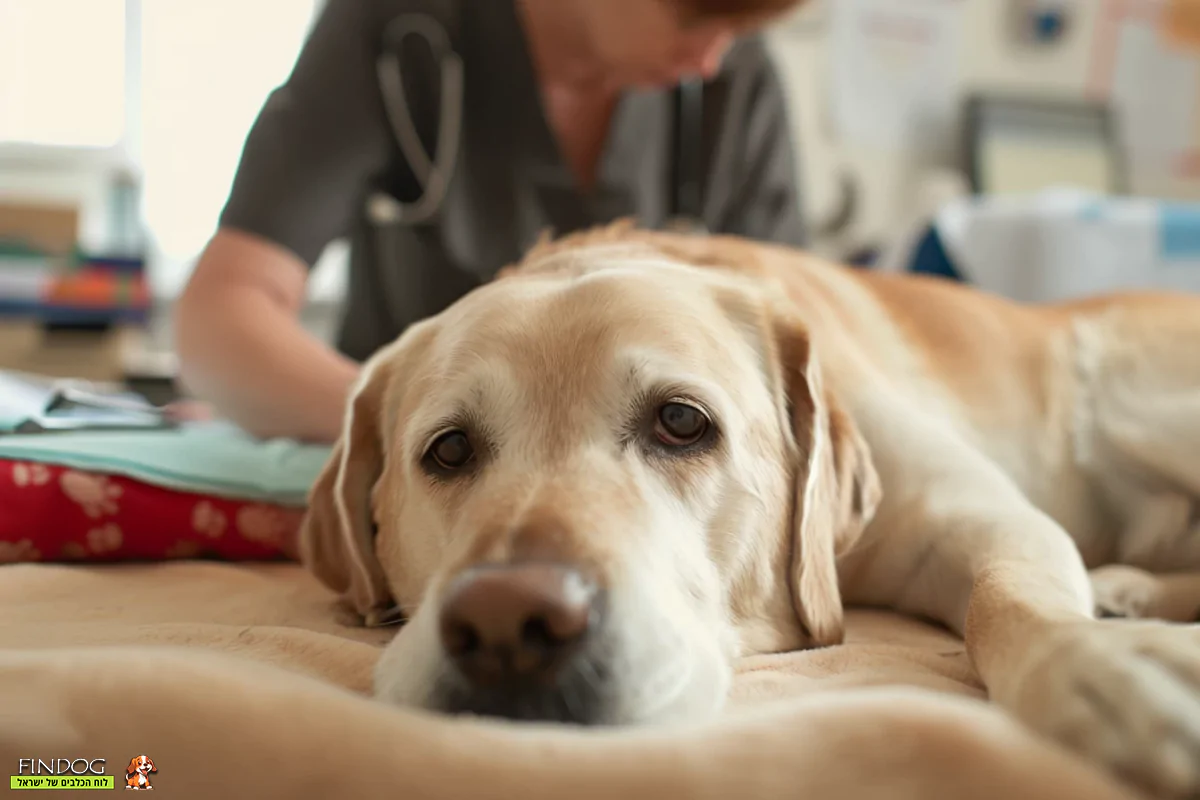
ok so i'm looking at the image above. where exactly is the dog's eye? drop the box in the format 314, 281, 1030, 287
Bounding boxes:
427, 430, 474, 471
655, 402, 710, 446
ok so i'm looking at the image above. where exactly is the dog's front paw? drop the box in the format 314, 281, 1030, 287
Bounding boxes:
1091, 565, 1166, 620
1009, 621, 1200, 798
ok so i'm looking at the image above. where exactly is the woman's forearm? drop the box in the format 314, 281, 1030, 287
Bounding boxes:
174, 230, 360, 444
176, 290, 358, 443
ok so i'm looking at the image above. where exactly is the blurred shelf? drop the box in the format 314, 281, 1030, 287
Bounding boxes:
0, 320, 142, 383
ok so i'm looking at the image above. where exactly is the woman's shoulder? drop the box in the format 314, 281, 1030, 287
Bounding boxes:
719, 33, 774, 76
371, 0, 465, 32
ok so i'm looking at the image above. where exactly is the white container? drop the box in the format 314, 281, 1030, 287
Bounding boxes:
889, 188, 1200, 303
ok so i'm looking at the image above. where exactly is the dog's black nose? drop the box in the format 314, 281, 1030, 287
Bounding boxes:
438, 562, 601, 686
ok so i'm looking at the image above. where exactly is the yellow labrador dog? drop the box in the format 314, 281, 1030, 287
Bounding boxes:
301, 222, 1200, 797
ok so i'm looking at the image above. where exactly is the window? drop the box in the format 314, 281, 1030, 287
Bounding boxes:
140, 0, 321, 294
0, 0, 126, 148
1, 0, 323, 297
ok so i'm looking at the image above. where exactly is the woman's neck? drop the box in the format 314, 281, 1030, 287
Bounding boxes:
515, 0, 619, 96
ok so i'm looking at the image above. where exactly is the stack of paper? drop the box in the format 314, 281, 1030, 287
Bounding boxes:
0, 370, 56, 428
0, 370, 171, 434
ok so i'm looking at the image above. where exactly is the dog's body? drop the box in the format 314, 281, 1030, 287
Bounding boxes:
124, 755, 155, 790
302, 224, 1200, 798
726, 234, 1200, 593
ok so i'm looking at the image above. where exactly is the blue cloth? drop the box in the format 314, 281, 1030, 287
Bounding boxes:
908, 226, 963, 282
0, 422, 331, 507
1160, 201, 1200, 261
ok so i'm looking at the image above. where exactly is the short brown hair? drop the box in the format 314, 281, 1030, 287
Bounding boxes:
666, 0, 806, 23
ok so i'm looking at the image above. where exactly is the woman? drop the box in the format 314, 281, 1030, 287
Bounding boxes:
175, 0, 808, 443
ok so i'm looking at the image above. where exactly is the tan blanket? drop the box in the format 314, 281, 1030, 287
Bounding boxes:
0, 562, 1146, 799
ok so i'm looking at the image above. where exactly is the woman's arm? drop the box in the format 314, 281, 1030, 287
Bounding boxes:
175, 229, 358, 443
175, 0, 405, 442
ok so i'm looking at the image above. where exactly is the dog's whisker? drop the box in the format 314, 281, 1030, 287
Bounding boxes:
575, 654, 604, 697
630, 654, 693, 720
559, 676, 584, 722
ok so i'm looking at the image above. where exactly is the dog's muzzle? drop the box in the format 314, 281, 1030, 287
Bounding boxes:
431, 561, 613, 724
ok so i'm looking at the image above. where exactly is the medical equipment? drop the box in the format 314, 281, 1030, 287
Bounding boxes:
369, 13, 465, 227
367, 11, 707, 231
963, 93, 1126, 197
885, 187, 1200, 303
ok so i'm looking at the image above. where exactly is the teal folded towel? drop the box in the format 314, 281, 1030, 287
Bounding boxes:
0, 422, 332, 507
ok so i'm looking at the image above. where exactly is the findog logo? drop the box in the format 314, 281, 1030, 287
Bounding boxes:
11, 757, 112, 790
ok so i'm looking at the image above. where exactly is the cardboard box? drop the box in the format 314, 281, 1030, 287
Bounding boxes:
0, 201, 79, 256
0, 321, 138, 382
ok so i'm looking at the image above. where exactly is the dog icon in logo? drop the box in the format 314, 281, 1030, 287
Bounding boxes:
124, 755, 156, 791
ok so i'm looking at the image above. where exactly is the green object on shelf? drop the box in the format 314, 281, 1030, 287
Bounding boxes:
0, 239, 50, 260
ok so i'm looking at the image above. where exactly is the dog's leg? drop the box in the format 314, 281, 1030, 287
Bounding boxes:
1092, 565, 1200, 623
1072, 307, 1200, 570
846, 403, 1200, 799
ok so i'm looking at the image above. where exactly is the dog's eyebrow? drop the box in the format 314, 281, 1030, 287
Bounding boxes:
400, 366, 516, 462
617, 351, 736, 425
404, 403, 484, 460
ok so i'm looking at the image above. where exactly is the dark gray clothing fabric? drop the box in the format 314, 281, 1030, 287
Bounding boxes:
220, 0, 807, 362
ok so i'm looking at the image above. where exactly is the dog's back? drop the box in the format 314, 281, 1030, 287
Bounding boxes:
529, 225, 1200, 571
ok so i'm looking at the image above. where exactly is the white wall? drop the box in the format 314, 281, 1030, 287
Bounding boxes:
768, 0, 1200, 259
7, 0, 1199, 292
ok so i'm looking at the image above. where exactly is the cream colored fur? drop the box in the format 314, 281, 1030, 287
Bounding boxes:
303, 222, 1200, 798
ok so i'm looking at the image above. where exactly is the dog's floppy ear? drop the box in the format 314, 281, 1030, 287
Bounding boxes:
772, 310, 881, 647
300, 358, 395, 625
145, 758, 156, 774
124, 758, 138, 776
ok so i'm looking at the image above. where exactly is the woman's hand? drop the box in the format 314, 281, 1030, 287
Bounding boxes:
174, 228, 359, 444
162, 400, 217, 424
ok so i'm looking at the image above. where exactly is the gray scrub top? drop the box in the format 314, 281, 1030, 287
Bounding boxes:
219, 0, 807, 362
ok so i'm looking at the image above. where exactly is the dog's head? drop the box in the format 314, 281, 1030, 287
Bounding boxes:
301, 227, 879, 726
125, 756, 155, 776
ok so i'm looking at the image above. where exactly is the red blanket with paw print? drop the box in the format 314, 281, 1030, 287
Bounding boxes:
0, 460, 301, 564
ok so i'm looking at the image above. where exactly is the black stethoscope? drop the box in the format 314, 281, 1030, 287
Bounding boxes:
365, 13, 708, 236
366, 13, 464, 229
